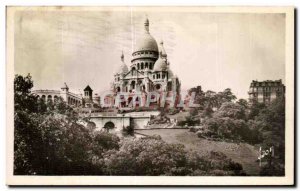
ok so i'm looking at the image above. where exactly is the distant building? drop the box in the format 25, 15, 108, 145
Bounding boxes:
93, 93, 101, 106
32, 83, 101, 108
32, 83, 82, 106
82, 85, 101, 108
82, 85, 93, 107
248, 79, 285, 105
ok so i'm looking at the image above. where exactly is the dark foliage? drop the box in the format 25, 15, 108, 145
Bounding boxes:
14, 74, 245, 176
122, 125, 134, 136
102, 136, 245, 176
255, 97, 285, 176
14, 74, 119, 175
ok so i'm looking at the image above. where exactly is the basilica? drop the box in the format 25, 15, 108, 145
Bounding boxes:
111, 18, 181, 107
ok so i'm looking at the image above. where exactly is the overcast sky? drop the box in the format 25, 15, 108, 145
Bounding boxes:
14, 8, 286, 99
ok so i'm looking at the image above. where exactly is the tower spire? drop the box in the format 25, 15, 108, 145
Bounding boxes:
160, 40, 167, 58
121, 51, 124, 62
144, 16, 149, 33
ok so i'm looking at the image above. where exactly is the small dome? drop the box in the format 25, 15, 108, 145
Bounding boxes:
115, 52, 129, 75
117, 64, 129, 74
168, 68, 174, 78
153, 52, 167, 72
159, 41, 167, 58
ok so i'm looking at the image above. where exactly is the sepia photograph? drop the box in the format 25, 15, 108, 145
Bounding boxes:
6, 6, 294, 185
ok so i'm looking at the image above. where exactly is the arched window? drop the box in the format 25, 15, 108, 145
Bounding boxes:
156, 84, 161, 90
131, 81, 136, 90
47, 95, 52, 102
149, 63, 153, 70
137, 63, 140, 70
141, 63, 144, 69
145, 62, 148, 68
167, 82, 172, 91
153, 75, 155, 79
54, 95, 58, 102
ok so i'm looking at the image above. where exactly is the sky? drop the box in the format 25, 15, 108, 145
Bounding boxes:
14, 8, 286, 99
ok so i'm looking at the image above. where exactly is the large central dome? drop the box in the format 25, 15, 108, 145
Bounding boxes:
135, 33, 158, 52
133, 18, 158, 53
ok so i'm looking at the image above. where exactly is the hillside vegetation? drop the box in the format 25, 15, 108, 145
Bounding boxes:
136, 129, 260, 175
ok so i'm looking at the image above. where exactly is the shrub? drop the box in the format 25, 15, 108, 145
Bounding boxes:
102, 136, 245, 176
122, 125, 134, 136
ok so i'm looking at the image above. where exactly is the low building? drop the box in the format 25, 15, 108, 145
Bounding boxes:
32, 83, 101, 108
32, 83, 82, 106
248, 79, 285, 105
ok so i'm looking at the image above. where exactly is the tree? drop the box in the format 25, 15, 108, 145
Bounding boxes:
255, 97, 285, 176
14, 74, 39, 112
187, 87, 238, 118
14, 74, 104, 175
237, 99, 249, 110
201, 102, 262, 144
14, 74, 41, 174
204, 90, 217, 109
203, 105, 214, 118
122, 125, 134, 136
215, 102, 246, 120
220, 88, 237, 102
188, 86, 206, 109
92, 131, 120, 156
103, 135, 189, 175
215, 88, 237, 108
248, 102, 266, 120
102, 136, 245, 176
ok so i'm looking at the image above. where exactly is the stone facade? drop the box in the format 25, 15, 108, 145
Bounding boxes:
111, 18, 181, 108
32, 83, 100, 108
248, 79, 285, 105
82, 85, 100, 108
32, 83, 83, 106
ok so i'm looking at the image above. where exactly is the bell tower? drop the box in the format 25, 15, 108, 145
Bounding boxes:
84, 85, 93, 100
